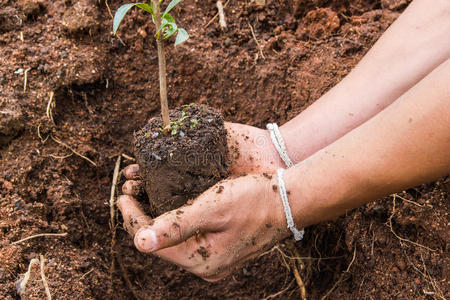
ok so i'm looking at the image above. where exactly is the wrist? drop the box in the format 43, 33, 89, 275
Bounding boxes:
266, 174, 294, 239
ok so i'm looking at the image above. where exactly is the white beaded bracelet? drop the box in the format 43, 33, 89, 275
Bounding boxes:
266, 122, 304, 241
277, 168, 304, 241
266, 123, 294, 168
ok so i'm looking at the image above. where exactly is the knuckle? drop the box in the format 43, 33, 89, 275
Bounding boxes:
117, 195, 132, 210
124, 164, 139, 179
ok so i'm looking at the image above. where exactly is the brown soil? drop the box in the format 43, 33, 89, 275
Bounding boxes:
0, 0, 448, 299
135, 104, 229, 216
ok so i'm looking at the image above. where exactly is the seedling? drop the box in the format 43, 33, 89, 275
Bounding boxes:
113, 0, 189, 130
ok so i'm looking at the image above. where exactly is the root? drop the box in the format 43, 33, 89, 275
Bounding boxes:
46, 92, 55, 125
392, 193, 429, 208
387, 196, 435, 252
51, 135, 97, 167
320, 245, 356, 300
11, 232, 68, 245
247, 21, 265, 60
262, 280, 294, 300
37, 124, 49, 143
260, 245, 343, 261
290, 248, 307, 300
39, 255, 52, 300
403, 249, 445, 299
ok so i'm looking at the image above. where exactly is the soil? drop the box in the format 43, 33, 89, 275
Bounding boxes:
135, 104, 229, 216
0, 0, 448, 299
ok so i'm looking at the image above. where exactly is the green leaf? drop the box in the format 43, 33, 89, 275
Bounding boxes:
113, 3, 136, 34
136, 2, 154, 17
163, 0, 182, 17
190, 118, 198, 129
175, 28, 189, 45
160, 13, 178, 39
114, 3, 156, 34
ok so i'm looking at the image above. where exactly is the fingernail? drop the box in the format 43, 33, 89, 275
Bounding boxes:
136, 229, 157, 252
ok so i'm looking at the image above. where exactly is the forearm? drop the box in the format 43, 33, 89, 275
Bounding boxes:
281, 0, 450, 163
281, 59, 450, 229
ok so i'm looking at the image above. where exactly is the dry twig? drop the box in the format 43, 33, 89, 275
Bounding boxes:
23, 68, 31, 92
51, 135, 97, 167
109, 155, 121, 290
110, 155, 122, 231
206, 0, 230, 28
216, 1, 227, 31
17, 258, 40, 295
11, 232, 68, 245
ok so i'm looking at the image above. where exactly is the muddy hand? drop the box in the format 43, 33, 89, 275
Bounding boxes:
225, 122, 284, 174
120, 122, 283, 205
118, 174, 289, 281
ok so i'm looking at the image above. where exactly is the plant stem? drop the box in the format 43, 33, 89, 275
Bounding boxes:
153, 0, 170, 128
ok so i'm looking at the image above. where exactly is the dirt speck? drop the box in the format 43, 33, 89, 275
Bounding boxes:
216, 185, 224, 194
263, 173, 273, 179
197, 246, 210, 261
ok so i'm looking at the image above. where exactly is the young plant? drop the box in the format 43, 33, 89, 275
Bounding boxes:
113, 0, 189, 130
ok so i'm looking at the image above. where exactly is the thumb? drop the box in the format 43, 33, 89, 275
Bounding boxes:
134, 196, 217, 253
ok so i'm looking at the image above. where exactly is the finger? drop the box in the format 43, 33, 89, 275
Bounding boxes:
117, 195, 152, 235
133, 193, 221, 253
122, 180, 142, 196
122, 164, 140, 180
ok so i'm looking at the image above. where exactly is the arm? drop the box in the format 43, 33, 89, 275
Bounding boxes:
284, 59, 450, 228
119, 60, 449, 281
280, 0, 450, 163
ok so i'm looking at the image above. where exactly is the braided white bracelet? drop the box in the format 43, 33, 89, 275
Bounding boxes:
266, 123, 294, 168
277, 168, 304, 241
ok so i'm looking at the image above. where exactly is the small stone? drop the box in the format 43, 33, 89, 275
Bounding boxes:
152, 153, 162, 161
224, 38, 232, 48
179, 130, 185, 137
152, 132, 159, 138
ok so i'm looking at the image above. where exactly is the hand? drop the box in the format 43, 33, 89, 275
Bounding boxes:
224, 122, 284, 174
121, 121, 283, 203
118, 172, 288, 281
